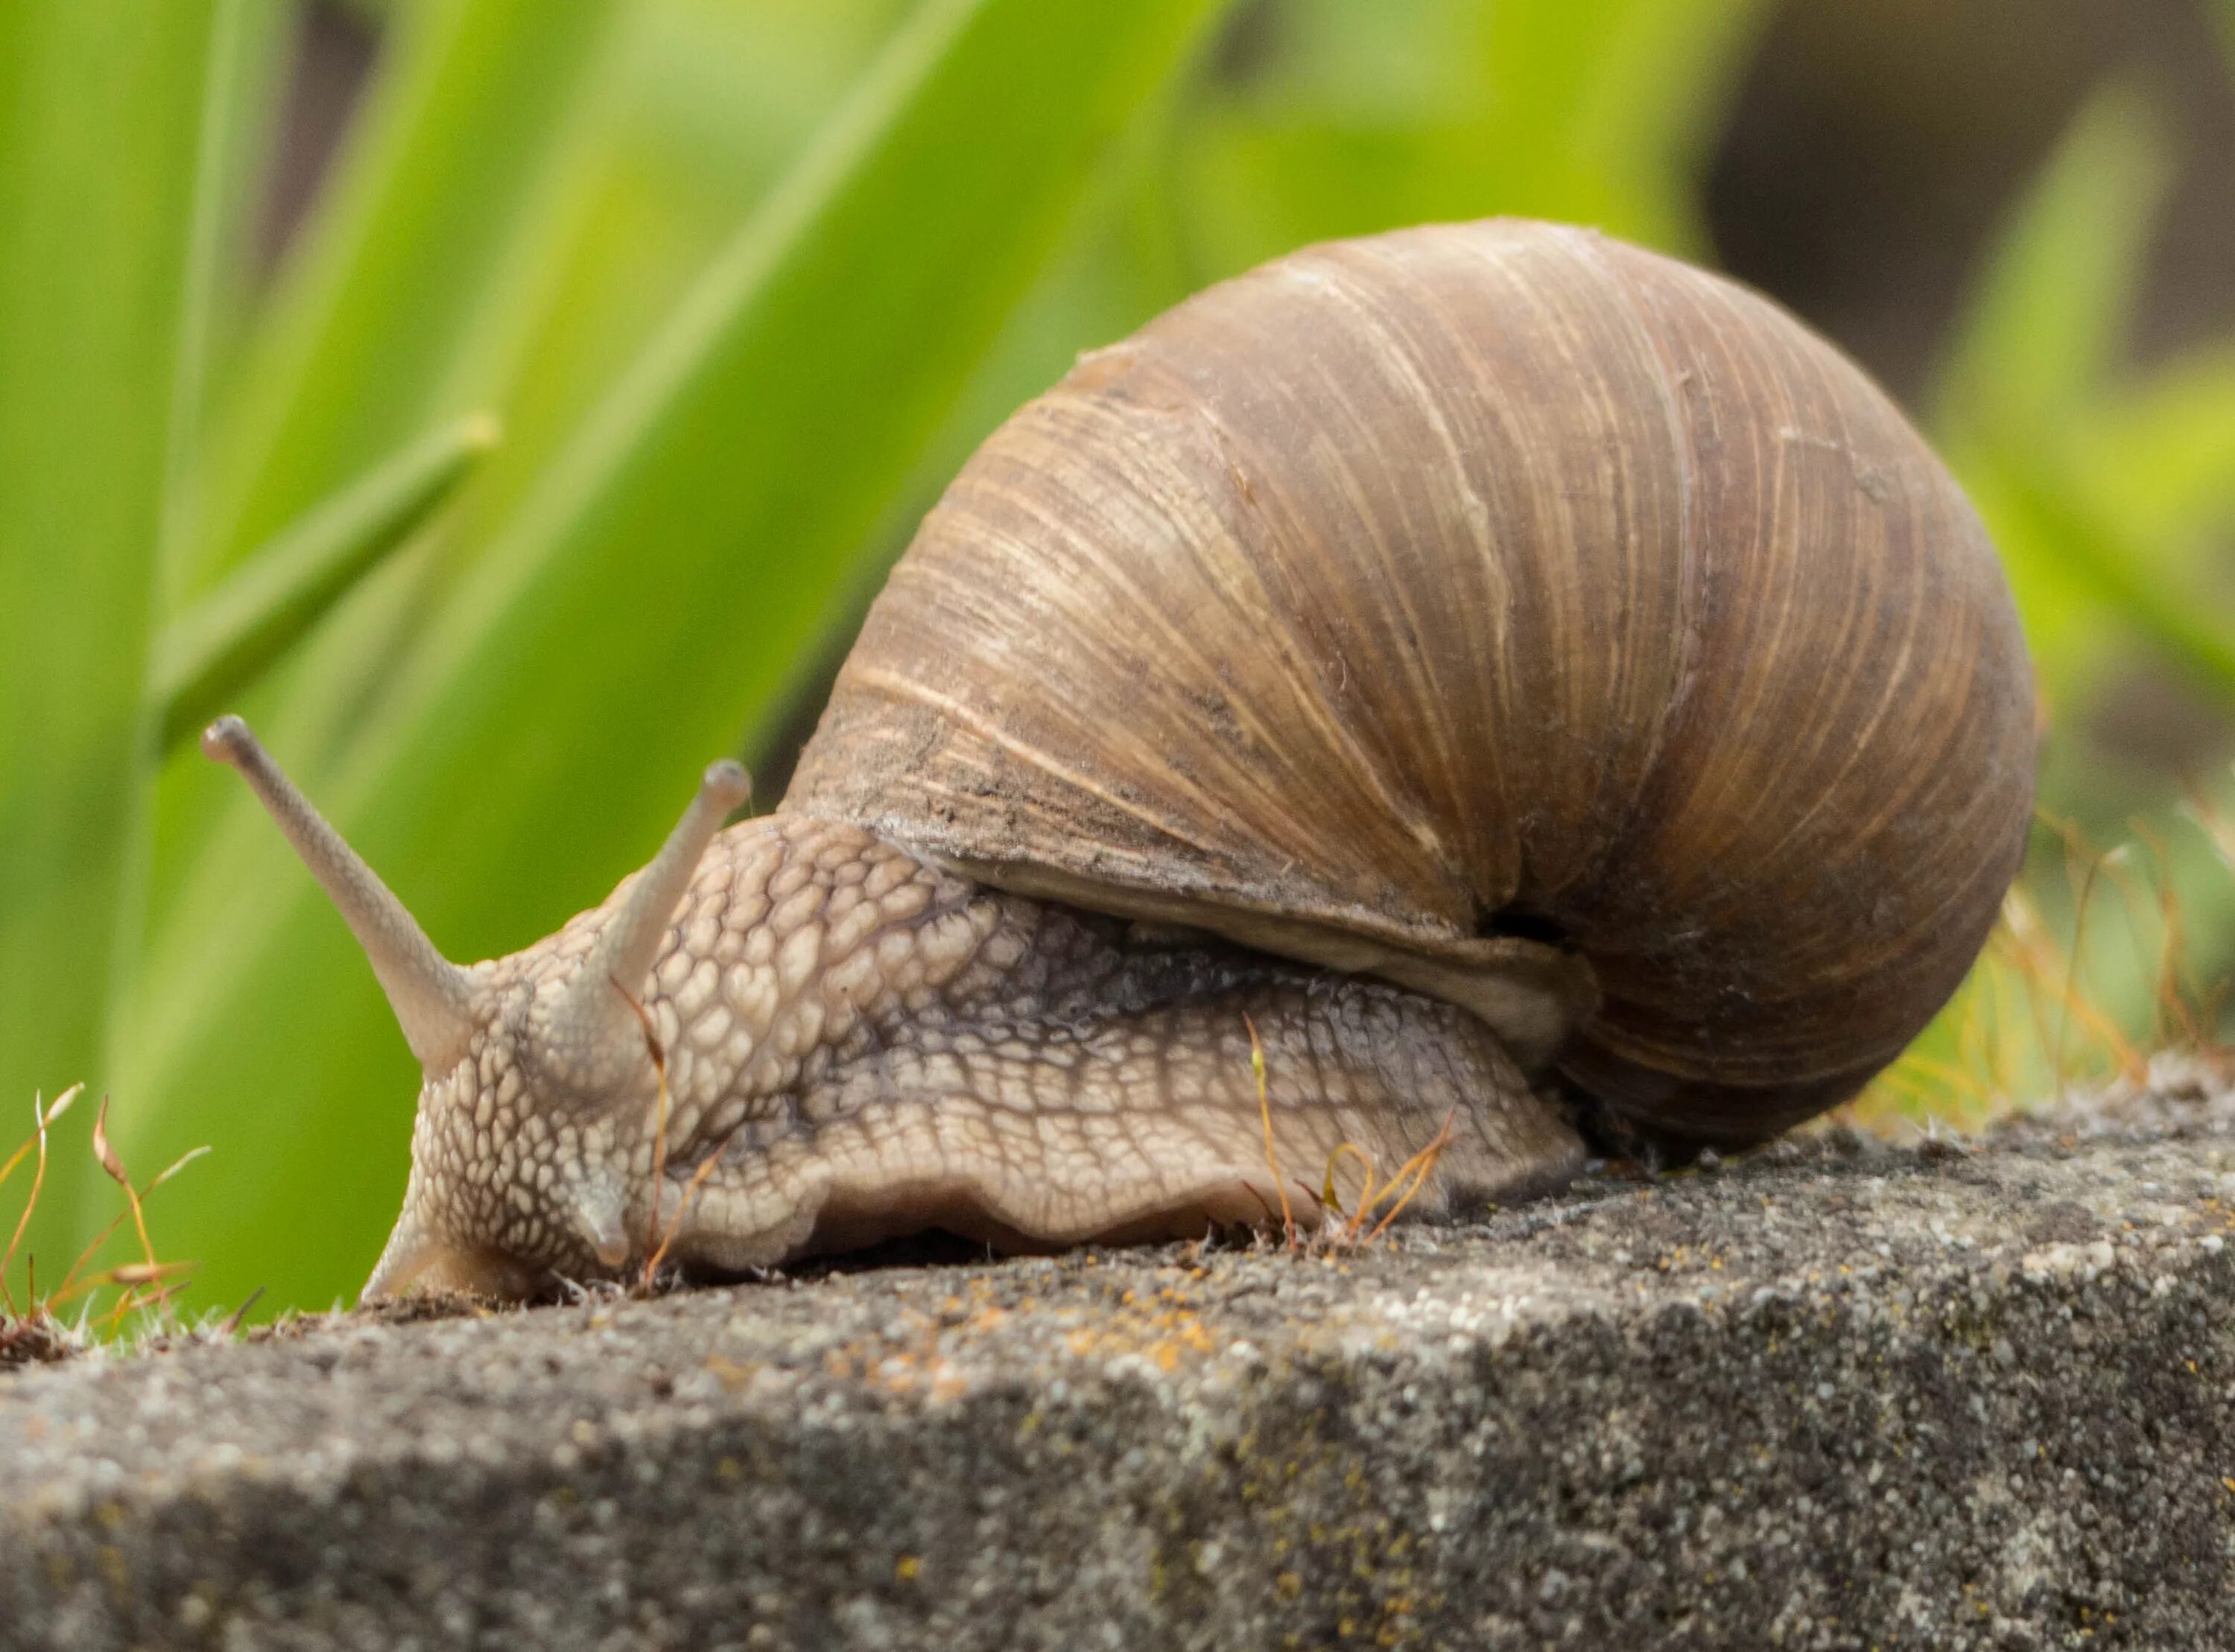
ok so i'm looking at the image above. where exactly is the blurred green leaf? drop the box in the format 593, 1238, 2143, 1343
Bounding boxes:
421, 3, 916, 584
1178, 0, 1771, 276
1934, 80, 2173, 446
124, 0, 1231, 1315
160, 0, 291, 604
1992, 451, 2235, 711
153, 412, 501, 752
0, 3, 225, 1254
130, 0, 633, 1041
1933, 80, 2187, 713
126, 3, 920, 1128
180, 0, 294, 442
1483, 0, 1771, 247
2085, 343, 2235, 549
195, 0, 622, 577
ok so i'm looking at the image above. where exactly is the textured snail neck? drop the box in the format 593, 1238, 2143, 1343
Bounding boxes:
367, 816, 1585, 1298
200, 715, 478, 1074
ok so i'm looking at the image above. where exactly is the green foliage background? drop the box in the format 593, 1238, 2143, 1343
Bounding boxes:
3, 0, 2233, 1316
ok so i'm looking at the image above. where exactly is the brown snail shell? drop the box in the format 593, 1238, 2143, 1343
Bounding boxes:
784, 218, 2035, 1147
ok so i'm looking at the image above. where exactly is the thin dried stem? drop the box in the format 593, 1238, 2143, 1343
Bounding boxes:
2044, 816, 2109, 1096
48, 1210, 133, 1307
49, 1144, 210, 1312
644, 1129, 742, 1283
221, 1287, 267, 1338
1365, 1113, 1458, 1242
2131, 819, 2206, 1047
92, 1096, 159, 1274
609, 976, 671, 1282
1318, 1141, 1378, 1231
0, 1088, 72, 1315
1, 1084, 82, 1196
1243, 1014, 1298, 1246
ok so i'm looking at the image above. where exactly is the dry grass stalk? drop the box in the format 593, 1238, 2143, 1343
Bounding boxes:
1244, 1014, 1458, 1253
1, 1085, 206, 1356
1859, 787, 2235, 1133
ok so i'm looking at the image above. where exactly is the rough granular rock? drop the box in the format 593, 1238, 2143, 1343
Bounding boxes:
5, 1116, 2235, 1650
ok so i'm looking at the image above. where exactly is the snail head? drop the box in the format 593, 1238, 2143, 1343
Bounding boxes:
202, 716, 748, 1301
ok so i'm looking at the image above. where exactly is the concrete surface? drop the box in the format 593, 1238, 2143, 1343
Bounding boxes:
6, 1098, 2235, 1650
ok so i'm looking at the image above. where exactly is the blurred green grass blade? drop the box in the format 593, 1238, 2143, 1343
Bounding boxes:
124, 9, 919, 1081
402, 4, 919, 606
1179, 0, 1771, 274
1934, 80, 2173, 442
183, 0, 294, 439
1483, 0, 1766, 185
1562, 0, 1770, 249
196, 0, 621, 576
2087, 344, 2235, 546
129, 0, 1231, 1315
0, 3, 222, 1250
1994, 453, 2235, 711
159, 0, 274, 606
153, 413, 501, 751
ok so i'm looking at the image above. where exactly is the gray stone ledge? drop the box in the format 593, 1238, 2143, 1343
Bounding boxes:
7, 1117, 2235, 1651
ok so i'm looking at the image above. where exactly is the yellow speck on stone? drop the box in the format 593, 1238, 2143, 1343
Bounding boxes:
717, 1458, 743, 1483
1276, 1572, 1302, 1600
896, 1556, 922, 1583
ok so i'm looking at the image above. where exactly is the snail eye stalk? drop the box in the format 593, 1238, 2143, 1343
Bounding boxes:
202, 715, 479, 1076
536, 760, 751, 1093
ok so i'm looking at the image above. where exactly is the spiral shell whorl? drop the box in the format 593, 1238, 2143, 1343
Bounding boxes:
784, 219, 2034, 1146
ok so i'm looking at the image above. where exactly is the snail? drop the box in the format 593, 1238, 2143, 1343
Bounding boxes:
208, 219, 2033, 1302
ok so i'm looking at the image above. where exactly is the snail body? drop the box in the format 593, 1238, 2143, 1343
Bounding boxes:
210, 220, 2032, 1301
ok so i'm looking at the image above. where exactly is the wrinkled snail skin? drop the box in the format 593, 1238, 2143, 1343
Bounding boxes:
361, 816, 1581, 1299
209, 218, 2032, 1303
210, 715, 1579, 1298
